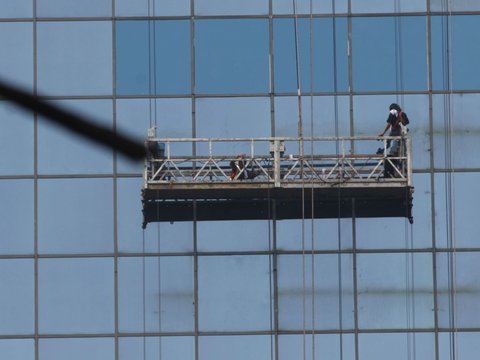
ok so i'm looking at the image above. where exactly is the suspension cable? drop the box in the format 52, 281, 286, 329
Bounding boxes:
292, 1, 307, 359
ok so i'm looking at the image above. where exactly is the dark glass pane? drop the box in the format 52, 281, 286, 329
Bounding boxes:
273, 17, 348, 93
352, 16, 427, 92
195, 19, 269, 94
116, 20, 190, 96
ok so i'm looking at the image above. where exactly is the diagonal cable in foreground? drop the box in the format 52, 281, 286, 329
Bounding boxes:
0, 79, 146, 161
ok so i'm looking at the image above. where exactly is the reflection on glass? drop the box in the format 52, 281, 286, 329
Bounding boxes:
195, 19, 269, 94
199, 335, 272, 360
0, 22, 33, 91
38, 258, 114, 334
0, 340, 34, 360
39, 338, 115, 360
0, 101, 34, 176
273, 17, 348, 93
437, 252, 480, 328
352, 16, 427, 92
37, 99, 113, 175
37, 0, 111, 17
0, 180, 34, 255
118, 256, 194, 332
198, 255, 271, 331
119, 337, 195, 360
115, 0, 190, 16
357, 253, 434, 329
431, 0, 480, 11
278, 254, 354, 330
359, 333, 435, 360
195, 0, 268, 15
38, 179, 114, 254
37, 21, 112, 96
116, 20, 190, 95
0, 259, 34, 335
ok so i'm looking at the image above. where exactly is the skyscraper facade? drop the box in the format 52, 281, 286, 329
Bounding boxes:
1, 1, 479, 359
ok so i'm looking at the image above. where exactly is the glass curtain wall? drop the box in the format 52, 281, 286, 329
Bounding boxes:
0, 0, 479, 359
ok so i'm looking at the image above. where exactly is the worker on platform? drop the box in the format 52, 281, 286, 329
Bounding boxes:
230, 153, 248, 180
378, 103, 410, 177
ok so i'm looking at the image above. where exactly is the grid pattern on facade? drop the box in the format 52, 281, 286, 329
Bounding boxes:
1, 0, 479, 359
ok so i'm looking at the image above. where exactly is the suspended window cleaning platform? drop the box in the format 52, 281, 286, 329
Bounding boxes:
142, 135, 413, 226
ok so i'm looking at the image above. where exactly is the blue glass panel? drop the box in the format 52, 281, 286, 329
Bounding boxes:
431, 0, 480, 11
37, 0, 111, 17
117, 178, 193, 253
273, 17, 348, 93
0, 180, 34, 255
199, 335, 272, 360
38, 258, 114, 334
39, 338, 115, 360
274, 96, 350, 137
0, 102, 34, 175
437, 252, 480, 328
118, 256, 194, 332
351, 0, 426, 13
0, 0, 32, 18
196, 96, 270, 152
353, 94, 430, 169
195, 0, 268, 15
357, 253, 434, 329
116, 20, 191, 96
277, 254, 354, 330
0, 340, 34, 360
352, 16, 427, 92
0, 260, 34, 335
119, 337, 195, 360
435, 173, 480, 248
273, 0, 348, 14
37, 21, 112, 96
0, 22, 33, 90
439, 332, 480, 360
115, 0, 190, 16
116, 98, 192, 173
197, 220, 270, 252
432, 94, 480, 168
432, 15, 480, 90
279, 334, 355, 359
38, 99, 113, 175
276, 218, 353, 251
195, 19, 269, 94
198, 255, 272, 331
359, 333, 435, 360
38, 179, 114, 254
356, 177, 431, 250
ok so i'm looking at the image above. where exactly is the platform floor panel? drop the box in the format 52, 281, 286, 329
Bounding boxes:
142, 185, 413, 224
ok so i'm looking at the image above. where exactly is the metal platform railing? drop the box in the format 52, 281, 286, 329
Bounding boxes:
143, 136, 412, 189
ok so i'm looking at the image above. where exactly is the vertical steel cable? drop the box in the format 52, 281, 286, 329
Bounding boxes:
292, 1, 307, 359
